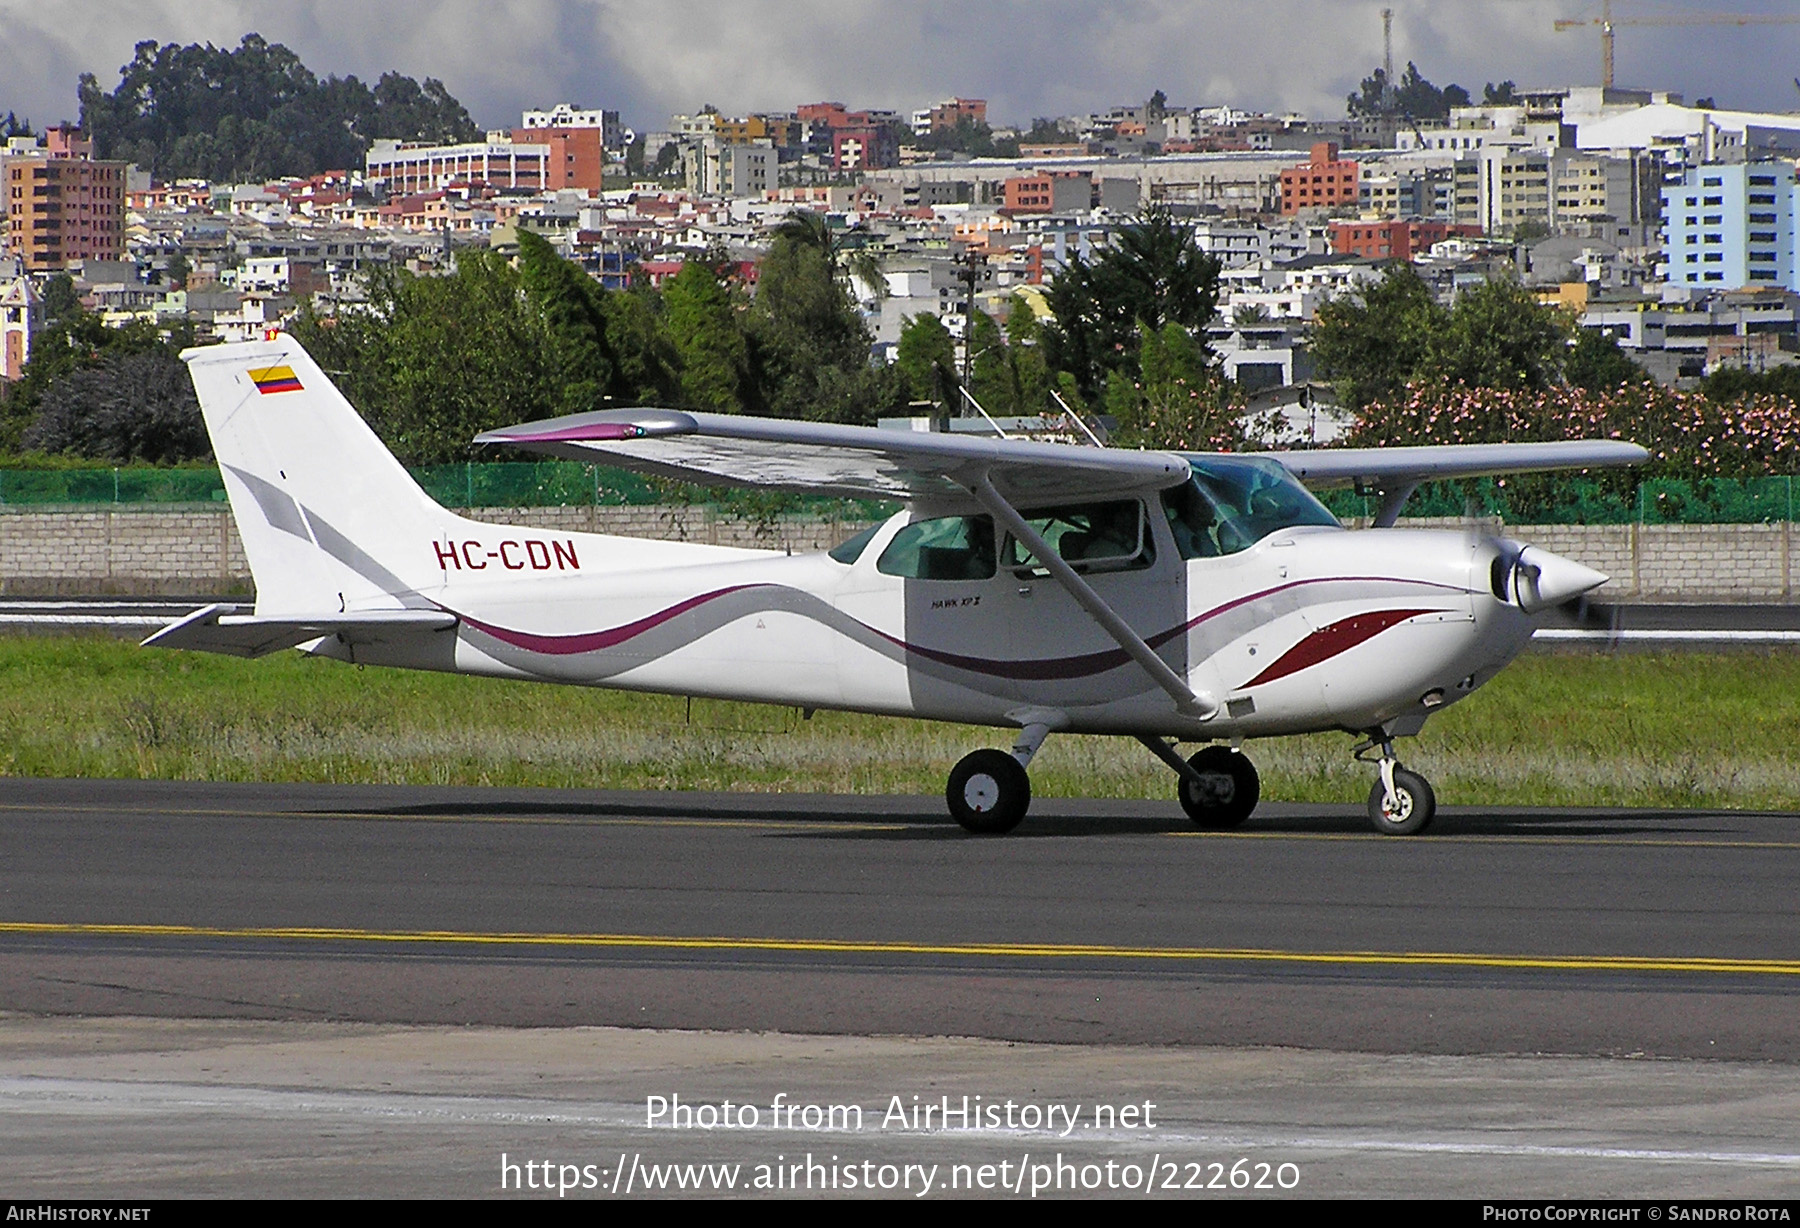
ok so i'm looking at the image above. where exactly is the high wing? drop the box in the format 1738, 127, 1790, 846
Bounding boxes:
1253, 440, 1650, 527
141, 603, 457, 659
1256, 440, 1650, 488
475, 408, 1190, 504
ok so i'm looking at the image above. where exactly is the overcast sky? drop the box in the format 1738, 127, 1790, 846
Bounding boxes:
5, 0, 1799, 134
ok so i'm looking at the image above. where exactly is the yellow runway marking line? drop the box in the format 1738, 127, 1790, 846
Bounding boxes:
0, 802, 903, 833
4, 922, 1799, 977
1165, 831, 1800, 850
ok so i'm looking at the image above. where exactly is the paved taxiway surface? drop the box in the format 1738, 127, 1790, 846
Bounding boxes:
5, 777, 1799, 1198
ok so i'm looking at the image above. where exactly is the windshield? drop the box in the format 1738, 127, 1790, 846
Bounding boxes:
1164, 456, 1339, 558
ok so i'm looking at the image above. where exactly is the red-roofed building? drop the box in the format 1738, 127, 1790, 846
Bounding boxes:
1329, 219, 1481, 262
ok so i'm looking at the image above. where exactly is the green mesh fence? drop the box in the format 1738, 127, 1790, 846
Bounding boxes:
0, 462, 895, 520
2, 464, 1797, 524
1317, 475, 1799, 526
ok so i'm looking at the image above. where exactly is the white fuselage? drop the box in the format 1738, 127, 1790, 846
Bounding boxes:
329, 508, 1537, 742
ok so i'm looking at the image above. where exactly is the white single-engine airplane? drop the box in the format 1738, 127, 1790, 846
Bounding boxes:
148, 336, 1646, 835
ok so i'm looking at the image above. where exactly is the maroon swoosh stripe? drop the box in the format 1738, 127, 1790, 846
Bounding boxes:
446, 576, 1466, 679
1243, 608, 1441, 688
458, 585, 762, 654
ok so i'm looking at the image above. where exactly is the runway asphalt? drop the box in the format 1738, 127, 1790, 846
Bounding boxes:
3, 776, 1797, 1058
5, 777, 1799, 1199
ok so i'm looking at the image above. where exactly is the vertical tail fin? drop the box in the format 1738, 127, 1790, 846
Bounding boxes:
184, 335, 456, 615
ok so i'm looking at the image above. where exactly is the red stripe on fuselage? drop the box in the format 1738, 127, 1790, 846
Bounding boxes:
1243, 608, 1441, 688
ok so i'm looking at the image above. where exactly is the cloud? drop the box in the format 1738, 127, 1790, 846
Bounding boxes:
2, 0, 1796, 138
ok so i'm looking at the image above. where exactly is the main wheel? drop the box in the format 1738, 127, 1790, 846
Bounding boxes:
1367, 767, 1436, 836
946, 749, 1031, 835
1178, 745, 1259, 828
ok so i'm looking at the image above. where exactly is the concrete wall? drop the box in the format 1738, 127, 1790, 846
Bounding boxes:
0, 505, 880, 596
1, 505, 1795, 601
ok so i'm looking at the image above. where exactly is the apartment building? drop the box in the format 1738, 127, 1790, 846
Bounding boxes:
2, 125, 127, 272
1329, 219, 1475, 262
521, 104, 627, 153
1662, 160, 1800, 292
1002, 172, 1089, 215
366, 135, 557, 195
911, 98, 987, 137
1279, 142, 1359, 215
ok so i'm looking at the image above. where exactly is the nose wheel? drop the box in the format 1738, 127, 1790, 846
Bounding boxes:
1357, 736, 1436, 835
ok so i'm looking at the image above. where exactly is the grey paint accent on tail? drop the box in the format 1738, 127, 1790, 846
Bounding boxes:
299, 506, 420, 602
224, 464, 311, 542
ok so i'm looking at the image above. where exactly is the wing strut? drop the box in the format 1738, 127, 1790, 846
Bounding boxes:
967, 473, 1218, 721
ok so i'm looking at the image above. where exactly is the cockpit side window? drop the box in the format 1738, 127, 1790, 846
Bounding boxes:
876, 514, 997, 580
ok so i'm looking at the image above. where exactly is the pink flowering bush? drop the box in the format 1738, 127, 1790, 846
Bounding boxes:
1350, 381, 1800, 480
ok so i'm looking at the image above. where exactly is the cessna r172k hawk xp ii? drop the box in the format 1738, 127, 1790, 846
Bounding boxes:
148, 336, 1646, 836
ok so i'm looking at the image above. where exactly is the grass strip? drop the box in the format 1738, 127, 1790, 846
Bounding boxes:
0, 635, 1796, 810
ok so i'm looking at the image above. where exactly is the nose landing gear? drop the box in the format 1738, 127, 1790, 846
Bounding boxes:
1355, 735, 1437, 835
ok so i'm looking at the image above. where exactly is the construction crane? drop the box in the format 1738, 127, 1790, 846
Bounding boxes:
1555, 0, 1800, 92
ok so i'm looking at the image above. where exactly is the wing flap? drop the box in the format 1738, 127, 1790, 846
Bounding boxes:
143, 603, 458, 659
476, 408, 1190, 503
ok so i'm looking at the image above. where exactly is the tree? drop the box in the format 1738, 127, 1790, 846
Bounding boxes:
22, 348, 207, 463
1566, 328, 1650, 391
516, 228, 678, 411
290, 255, 557, 464
78, 34, 479, 180
41, 274, 81, 324
1484, 81, 1519, 105
966, 309, 1012, 414
894, 314, 956, 404
1042, 205, 1222, 402
1702, 363, 1800, 405
0, 303, 190, 454
1104, 321, 1244, 451
1310, 263, 1445, 410
517, 228, 616, 416
1313, 269, 1573, 410
1427, 278, 1569, 392
663, 260, 748, 412
1003, 295, 1053, 417
748, 219, 893, 423
1348, 62, 1467, 120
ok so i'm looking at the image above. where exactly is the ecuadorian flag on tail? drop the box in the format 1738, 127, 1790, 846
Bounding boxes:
248, 364, 303, 395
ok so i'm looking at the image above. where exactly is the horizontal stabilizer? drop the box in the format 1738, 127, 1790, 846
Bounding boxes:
142, 603, 457, 659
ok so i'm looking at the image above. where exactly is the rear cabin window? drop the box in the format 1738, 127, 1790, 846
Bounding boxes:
1001, 499, 1151, 574
876, 515, 996, 580
828, 522, 882, 564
